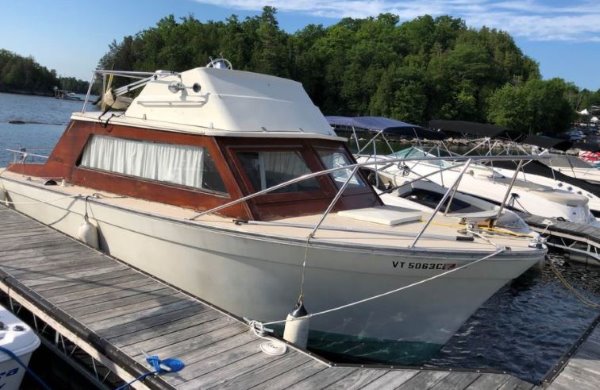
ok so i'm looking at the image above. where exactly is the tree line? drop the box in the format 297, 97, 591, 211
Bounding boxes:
99, 7, 600, 135
0, 49, 89, 95
7, 7, 598, 135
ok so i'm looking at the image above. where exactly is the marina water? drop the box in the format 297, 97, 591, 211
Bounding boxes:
1, 92, 600, 385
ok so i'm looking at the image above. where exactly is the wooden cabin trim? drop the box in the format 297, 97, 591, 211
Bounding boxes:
217, 137, 382, 220
8, 120, 382, 221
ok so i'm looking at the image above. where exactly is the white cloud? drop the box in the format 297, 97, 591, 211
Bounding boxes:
193, 0, 600, 41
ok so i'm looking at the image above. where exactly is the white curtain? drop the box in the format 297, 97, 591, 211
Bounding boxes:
260, 151, 310, 189
80, 135, 204, 188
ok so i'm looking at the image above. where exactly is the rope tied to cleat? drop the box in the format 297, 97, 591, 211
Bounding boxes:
114, 354, 184, 390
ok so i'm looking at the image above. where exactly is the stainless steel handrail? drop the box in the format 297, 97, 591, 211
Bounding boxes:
190, 154, 545, 248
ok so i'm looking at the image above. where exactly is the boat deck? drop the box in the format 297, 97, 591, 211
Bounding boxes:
0, 170, 538, 253
0, 204, 547, 389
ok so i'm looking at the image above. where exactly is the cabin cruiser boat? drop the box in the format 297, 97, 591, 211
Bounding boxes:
0, 61, 545, 362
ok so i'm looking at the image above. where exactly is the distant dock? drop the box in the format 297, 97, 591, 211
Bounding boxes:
0, 205, 597, 389
519, 213, 600, 266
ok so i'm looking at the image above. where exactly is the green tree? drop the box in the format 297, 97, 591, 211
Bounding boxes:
0, 49, 68, 95
488, 78, 575, 134
93, 9, 589, 130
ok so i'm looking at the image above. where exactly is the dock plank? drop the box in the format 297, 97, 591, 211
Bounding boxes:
47, 277, 157, 305
497, 376, 536, 390
94, 302, 208, 339
547, 326, 600, 390
59, 281, 168, 310
126, 320, 247, 362
40, 272, 147, 298
429, 372, 481, 389
90, 299, 197, 331
247, 360, 328, 390
109, 309, 219, 347
324, 368, 389, 390
79, 293, 185, 323
22, 264, 133, 289
4, 254, 104, 275
124, 315, 241, 356
0, 248, 91, 269
396, 370, 450, 389
218, 352, 312, 389
180, 350, 287, 390
550, 366, 600, 390
286, 366, 357, 390
359, 370, 420, 390
466, 373, 512, 389
170, 341, 264, 385
68, 287, 175, 317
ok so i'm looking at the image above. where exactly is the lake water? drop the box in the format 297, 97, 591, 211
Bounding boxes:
1, 92, 600, 385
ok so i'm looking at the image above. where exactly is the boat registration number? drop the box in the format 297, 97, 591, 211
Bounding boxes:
392, 261, 456, 270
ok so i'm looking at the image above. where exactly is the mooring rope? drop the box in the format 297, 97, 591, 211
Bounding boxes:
255, 247, 507, 329
297, 235, 311, 302
2, 193, 81, 206
114, 354, 184, 390
549, 259, 600, 309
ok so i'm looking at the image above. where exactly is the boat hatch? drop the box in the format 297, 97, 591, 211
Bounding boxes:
337, 206, 422, 226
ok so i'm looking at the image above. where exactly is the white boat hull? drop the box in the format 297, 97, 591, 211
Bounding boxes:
0, 304, 41, 390
381, 160, 597, 225
0, 178, 543, 357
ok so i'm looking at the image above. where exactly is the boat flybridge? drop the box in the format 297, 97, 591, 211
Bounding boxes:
0, 60, 545, 363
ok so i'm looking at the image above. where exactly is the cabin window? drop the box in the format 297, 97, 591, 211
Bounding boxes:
317, 149, 365, 188
237, 150, 320, 193
79, 135, 226, 193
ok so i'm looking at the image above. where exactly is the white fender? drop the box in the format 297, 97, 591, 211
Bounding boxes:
283, 301, 310, 349
0, 178, 6, 204
77, 216, 99, 249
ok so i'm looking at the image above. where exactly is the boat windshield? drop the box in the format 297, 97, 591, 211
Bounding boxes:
237, 150, 321, 193
317, 148, 365, 188
390, 147, 453, 168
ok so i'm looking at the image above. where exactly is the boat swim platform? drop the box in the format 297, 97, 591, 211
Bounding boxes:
518, 213, 600, 266
0, 205, 581, 390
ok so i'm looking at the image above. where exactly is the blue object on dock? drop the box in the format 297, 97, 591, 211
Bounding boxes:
114, 355, 185, 390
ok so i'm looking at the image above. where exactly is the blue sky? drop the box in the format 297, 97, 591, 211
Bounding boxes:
1, 0, 598, 90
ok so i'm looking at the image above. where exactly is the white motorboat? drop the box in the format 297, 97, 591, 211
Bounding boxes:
377, 146, 599, 226
423, 121, 600, 218
0, 60, 545, 362
362, 164, 532, 235
0, 305, 41, 390
539, 151, 600, 185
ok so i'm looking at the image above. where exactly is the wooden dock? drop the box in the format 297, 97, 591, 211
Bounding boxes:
547, 320, 600, 390
519, 213, 600, 266
0, 205, 590, 389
